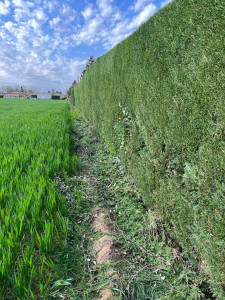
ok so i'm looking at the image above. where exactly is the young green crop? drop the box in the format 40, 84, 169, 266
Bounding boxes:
0, 98, 77, 298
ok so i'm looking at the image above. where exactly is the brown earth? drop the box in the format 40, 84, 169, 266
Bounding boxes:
93, 209, 125, 299
73, 120, 125, 299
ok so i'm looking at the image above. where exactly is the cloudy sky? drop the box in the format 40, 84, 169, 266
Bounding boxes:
0, 0, 173, 92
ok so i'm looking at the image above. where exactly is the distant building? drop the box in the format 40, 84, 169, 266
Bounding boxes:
30, 95, 37, 99
51, 92, 64, 100
37, 92, 51, 99
4, 92, 28, 98
3, 91, 62, 100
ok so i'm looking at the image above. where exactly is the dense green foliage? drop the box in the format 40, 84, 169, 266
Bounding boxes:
0, 99, 78, 299
73, 0, 225, 298
73, 116, 203, 299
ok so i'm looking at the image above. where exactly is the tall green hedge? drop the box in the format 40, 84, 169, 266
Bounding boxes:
73, 0, 225, 297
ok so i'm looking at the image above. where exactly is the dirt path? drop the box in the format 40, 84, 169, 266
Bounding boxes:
93, 209, 124, 299
74, 119, 124, 299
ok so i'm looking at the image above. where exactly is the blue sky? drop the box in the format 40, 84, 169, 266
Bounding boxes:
0, 0, 173, 92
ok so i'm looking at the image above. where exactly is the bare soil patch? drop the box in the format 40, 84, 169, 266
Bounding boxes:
93, 209, 125, 299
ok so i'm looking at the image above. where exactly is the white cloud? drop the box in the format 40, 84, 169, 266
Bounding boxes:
110, 20, 130, 36
0, 0, 10, 15
0, 69, 7, 76
97, 0, 114, 17
131, 0, 153, 12
32, 34, 50, 49
128, 3, 156, 30
0, 31, 5, 39
13, 6, 47, 31
12, 0, 23, 7
28, 18, 41, 30
16, 25, 32, 49
74, 16, 104, 45
35, 8, 47, 22
4, 21, 14, 31
61, 4, 76, 21
14, 7, 31, 21
161, 0, 173, 8
103, 32, 131, 49
12, 0, 33, 8
71, 1, 157, 51
0, 38, 86, 90
111, 11, 122, 22
49, 16, 61, 28
82, 4, 95, 20
43, 0, 58, 13
99, 2, 156, 50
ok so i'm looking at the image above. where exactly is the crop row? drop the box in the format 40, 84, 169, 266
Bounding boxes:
0, 99, 77, 299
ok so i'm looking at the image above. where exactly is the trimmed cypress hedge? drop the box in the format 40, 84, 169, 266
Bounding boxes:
73, 0, 225, 297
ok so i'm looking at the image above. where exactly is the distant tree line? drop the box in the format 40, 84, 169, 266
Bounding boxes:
0, 86, 40, 94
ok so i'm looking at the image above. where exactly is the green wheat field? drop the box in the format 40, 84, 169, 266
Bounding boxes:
0, 98, 77, 299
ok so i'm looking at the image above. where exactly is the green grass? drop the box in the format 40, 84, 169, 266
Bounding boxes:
73, 0, 225, 298
0, 98, 81, 299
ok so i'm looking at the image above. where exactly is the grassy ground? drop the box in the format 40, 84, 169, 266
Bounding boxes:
70, 111, 212, 299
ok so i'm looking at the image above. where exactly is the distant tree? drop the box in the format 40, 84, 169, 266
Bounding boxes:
72, 80, 77, 88
86, 55, 95, 69
2, 86, 13, 93
66, 86, 74, 105
81, 55, 95, 79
